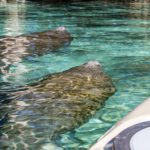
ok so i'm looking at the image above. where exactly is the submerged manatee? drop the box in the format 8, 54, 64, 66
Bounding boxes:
0, 27, 72, 73
0, 61, 115, 149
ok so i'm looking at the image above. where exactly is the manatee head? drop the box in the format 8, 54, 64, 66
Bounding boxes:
54, 26, 73, 46
84, 60, 102, 69
67, 60, 104, 79
56, 26, 66, 32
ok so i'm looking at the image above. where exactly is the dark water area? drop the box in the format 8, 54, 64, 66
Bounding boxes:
0, 0, 150, 149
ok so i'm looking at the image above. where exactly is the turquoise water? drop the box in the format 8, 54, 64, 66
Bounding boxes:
1, 0, 150, 149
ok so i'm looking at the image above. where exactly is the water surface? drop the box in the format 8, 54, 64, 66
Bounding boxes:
0, 0, 150, 149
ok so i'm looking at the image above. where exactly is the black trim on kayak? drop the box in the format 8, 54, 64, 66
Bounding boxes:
104, 121, 150, 150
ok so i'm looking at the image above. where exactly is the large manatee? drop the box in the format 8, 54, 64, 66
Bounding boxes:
0, 61, 115, 149
0, 27, 72, 73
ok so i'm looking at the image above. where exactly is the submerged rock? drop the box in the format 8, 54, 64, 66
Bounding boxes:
0, 61, 115, 149
0, 27, 72, 73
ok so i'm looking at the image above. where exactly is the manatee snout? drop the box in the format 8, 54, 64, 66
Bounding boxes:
54, 26, 73, 45
77, 60, 104, 78
56, 26, 66, 32
84, 60, 102, 68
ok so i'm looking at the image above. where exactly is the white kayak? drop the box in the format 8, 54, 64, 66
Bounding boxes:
90, 98, 150, 150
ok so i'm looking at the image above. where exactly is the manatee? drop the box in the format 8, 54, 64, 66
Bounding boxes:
0, 27, 72, 73
0, 61, 115, 149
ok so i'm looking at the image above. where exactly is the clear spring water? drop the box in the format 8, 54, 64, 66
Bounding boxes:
0, 0, 150, 149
